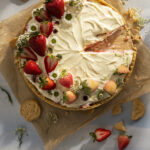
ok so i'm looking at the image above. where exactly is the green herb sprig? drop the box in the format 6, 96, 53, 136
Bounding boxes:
80, 80, 91, 95
0, 86, 13, 104
63, 92, 69, 103
15, 127, 28, 149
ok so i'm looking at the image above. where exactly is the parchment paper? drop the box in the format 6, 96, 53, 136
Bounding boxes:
0, 0, 150, 150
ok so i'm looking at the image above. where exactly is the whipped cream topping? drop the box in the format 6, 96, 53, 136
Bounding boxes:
19, 0, 134, 108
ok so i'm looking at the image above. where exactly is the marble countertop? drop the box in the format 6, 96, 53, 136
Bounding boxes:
0, 0, 150, 150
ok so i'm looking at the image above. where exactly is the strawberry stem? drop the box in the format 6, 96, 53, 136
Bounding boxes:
128, 135, 132, 139
89, 132, 96, 142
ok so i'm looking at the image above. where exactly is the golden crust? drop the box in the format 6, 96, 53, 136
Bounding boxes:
14, 0, 137, 111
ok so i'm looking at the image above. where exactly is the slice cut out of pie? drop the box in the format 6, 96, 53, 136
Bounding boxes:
14, 0, 136, 110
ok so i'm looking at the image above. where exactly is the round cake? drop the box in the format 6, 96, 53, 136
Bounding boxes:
15, 0, 136, 110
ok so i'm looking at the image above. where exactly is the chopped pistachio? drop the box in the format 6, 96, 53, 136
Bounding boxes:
80, 80, 91, 95
63, 92, 69, 103
116, 78, 124, 87
97, 89, 104, 99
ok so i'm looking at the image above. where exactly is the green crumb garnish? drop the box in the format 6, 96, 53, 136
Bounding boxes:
63, 92, 69, 103
60, 69, 67, 78
80, 80, 91, 95
48, 90, 52, 95
31, 25, 37, 31
51, 38, 56, 44
65, 14, 72, 20
69, 0, 83, 9
97, 89, 104, 99
113, 70, 119, 75
71, 80, 81, 93
56, 54, 62, 60
116, 78, 124, 87
48, 47, 53, 53
54, 91, 59, 97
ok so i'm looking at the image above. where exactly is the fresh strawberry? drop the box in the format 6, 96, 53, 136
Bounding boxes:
29, 34, 46, 56
90, 128, 111, 142
45, 0, 64, 19
44, 55, 58, 73
65, 91, 77, 104
39, 77, 56, 90
40, 21, 53, 37
104, 80, 117, 95
58, 73, 73, 88
33, 8, 51, 22
117, 65, 130, 74
118, 135, 132, 150
24, 60, 42, 75
20, 47, 37, 61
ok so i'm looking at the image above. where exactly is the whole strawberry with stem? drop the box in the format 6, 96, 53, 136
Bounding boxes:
39, 77, 56, 90
45, 0, 64, 19
58, 72, 73, 89
24, 60, 42, 75
118, 135, 132, 150
89, 128, 111, 142
33, 8, 51, 22
40, 21, 53, 37
29, 34, 46, 57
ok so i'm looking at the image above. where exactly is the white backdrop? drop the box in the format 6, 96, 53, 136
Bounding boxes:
0, 0, 150, 150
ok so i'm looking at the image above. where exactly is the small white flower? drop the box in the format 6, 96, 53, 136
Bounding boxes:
51, 89, 63, 103
32, 9, 37, 18
49, 36, 58, 47
62, 12, 74, 25
49, 71, 60, 81
27, 23, 39, 33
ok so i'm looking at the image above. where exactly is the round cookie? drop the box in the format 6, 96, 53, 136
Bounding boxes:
20, 100, 41, 121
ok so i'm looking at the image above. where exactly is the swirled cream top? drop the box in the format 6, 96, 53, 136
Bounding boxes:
20, 0, 134, 108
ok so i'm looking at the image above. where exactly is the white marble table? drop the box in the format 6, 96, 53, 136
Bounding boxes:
0, 0, 150, 150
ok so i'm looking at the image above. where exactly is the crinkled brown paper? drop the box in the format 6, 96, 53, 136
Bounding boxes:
0, 0, 150, 150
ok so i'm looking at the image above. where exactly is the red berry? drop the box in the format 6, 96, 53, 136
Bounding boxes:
44, 55, 58, 73
118, 135, 132, 150
33, 8, 51, 22
40, 21, 53, 37
58, 73, 73, 88
24, 60, 42, 75
45, 0, 64, 19
20, 47, 37, 61
41, 77, 56, 90
29, 34, 46, 57
90, 128, 111, 142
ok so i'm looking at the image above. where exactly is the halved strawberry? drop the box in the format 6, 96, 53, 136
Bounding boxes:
20, 47, 37, 61
40, 21, 53, 37
44, 55, 58, 73
24, 60, 42, 75
65, 91, 77, 104
58, 73, 73, 88
117, 65, 130, 74
33, 8, 51, 22
39, 77, 56, 90
45, 0, 64, 19
89, 128, 111, 142
118, 135, 132, 150
29, 34, 46, 57
104, 80, 117, 95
